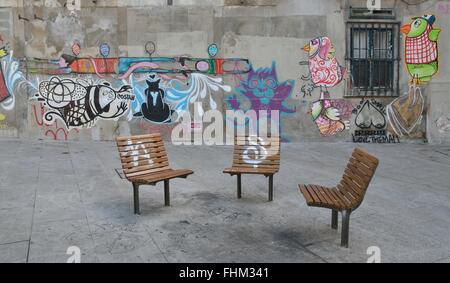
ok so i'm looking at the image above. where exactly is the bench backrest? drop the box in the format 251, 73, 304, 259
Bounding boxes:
116, 134, 170, 180
337, 148, 379, 208
233, 135, 281, 171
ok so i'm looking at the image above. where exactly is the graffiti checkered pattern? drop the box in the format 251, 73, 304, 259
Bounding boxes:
405, 25, 437, 64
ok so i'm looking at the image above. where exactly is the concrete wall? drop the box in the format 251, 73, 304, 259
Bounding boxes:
0, 0, 448, 143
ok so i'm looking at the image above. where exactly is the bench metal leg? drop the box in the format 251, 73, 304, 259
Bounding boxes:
268, 175, 274, 202
341, 210, 351, 248
132, 183, 140, 215
332, 210, 338, 230
164, 180, 170, 207
237, 174, 242, 199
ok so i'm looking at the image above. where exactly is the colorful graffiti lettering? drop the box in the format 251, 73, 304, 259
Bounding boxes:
34, 77, 134, 130
402, 15, 441, 84
301, 36, 346, 96
353, 99, 400, 144
23, 55, 250, 79
311, 92, 352, 137
226, 62, 295, 140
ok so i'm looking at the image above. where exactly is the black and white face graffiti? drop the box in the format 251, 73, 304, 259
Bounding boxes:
133, 75, 174, 124
35, 77, 134, 130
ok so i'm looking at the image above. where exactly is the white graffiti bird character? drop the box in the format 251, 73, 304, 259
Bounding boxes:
35, 77, 134, 129
301, 36, 346, 96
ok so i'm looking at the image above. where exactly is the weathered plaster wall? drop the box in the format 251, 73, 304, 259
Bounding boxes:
0, 0, 448, 143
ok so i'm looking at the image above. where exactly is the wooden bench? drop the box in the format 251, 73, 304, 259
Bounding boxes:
116, 133, 194, 215
224, 135, 281, 201
299, 148, 379, 247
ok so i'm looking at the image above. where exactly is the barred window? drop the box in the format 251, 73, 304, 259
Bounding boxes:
345, 21, 400, 97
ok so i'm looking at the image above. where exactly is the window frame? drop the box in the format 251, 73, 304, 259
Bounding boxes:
345, 20, 401, 98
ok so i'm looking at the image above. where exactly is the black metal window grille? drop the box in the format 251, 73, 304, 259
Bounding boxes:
346, 21, 400, 97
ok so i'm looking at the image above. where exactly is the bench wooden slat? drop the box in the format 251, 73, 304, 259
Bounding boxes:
121, 157, 170, 170
233, 154, 281, 160
124, 161, 170, 175
231, 162, 280, 168
325, 188, 345, 208
226, 135, 281, 176
232, 160, 280, 166
315, 185, 334, 205
337, 184, 358, 206
120, 151, 168, 164
126, 166, 172, 178
307, 186, 322, 204
235, 136, 280, 141
299, 185, 314, 204
329, 188, 352, 207
224, 167, 278, 175
116, 133, 161, 142
341, 176, 363, 197
117, 142, 165, 153
311, 185, 328, 204
344, 167, 369, 186
117, 138, 163, 147
129, 169, 193, 184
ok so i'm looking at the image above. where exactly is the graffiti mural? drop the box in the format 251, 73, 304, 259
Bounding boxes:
352, 99, 400, 144
129, 73, 231, 124
225, 62, 295, 139
0, 53, 28, 110
402, 15, 441, 83
133, 76, 174, 124
300, 36, 346, 97
33, 77, 134, 130
311, 92, 352, 137
33, 102, 79, 140
386, 85, 424, 137
384, 15, 441, 138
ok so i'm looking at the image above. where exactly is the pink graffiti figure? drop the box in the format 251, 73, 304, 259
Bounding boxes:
303, 36, 346, 90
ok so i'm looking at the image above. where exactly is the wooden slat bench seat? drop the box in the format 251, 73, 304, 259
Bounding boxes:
116, 133, 194, 214
299, 148, 379, 247
224, 135, 281, 201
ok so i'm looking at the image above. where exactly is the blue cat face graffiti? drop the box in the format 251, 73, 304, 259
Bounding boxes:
245, 69, 278, 105
227, 62, 295, 113
226, 62, 296, 141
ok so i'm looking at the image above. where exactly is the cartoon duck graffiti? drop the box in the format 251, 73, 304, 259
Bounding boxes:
402, 15, 441, 83
301, 36, 346, 96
